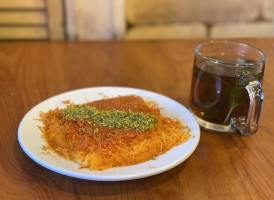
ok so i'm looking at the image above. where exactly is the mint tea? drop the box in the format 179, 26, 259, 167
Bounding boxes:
190, 58, 264, 127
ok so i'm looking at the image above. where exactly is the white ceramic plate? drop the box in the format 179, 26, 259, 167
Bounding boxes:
18, 87, 200, 181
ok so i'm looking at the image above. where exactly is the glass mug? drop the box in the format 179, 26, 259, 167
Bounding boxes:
189, 41, 266, 135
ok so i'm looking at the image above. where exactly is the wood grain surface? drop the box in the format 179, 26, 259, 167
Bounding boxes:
0, 39, 273, 200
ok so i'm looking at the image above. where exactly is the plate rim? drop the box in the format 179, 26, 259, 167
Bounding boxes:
18, 86, 200, 181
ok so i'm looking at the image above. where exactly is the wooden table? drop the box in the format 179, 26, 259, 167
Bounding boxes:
0, 39, 273, 200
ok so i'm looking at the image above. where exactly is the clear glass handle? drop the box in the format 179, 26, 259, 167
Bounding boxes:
231, 80, 264, 136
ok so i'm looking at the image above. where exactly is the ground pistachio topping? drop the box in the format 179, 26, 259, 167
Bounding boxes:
62, 104, 158, 131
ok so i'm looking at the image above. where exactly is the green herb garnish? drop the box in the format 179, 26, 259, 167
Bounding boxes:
223, 86, 245, 124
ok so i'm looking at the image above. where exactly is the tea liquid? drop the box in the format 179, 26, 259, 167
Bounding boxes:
190, 59, 264, 125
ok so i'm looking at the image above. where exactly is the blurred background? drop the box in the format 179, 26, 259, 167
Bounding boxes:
0, 0, 274, 40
